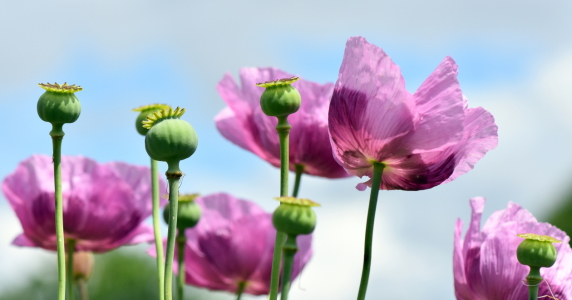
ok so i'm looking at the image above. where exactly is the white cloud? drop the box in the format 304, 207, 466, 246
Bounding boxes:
535, 51, 572, 132
1, 0, 572, 88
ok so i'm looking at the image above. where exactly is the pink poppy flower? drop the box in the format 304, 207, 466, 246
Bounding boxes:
2, 154, 166, 252
454, 197, 572, 300
216, 67, 350, 178
175, 193, 312, 295
328, 37, 498, 190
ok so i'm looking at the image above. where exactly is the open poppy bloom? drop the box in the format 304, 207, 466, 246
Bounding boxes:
454, 197, 572, 299
328, 36, 498, 191
172, 193, 313, 295
2, 155, 165, 252
216, 67, 350, 178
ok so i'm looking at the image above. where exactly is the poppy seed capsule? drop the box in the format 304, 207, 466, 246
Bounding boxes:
133, 104, 172, 136
163, 193, 201, 230
256, 76, 301, 117
516, 233, 561, 268
272, 197, 319, 236
143, 107, 198, 173
37, 82, 82, 125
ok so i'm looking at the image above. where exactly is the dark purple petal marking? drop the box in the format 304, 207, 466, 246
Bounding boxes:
381, 152, 456, 190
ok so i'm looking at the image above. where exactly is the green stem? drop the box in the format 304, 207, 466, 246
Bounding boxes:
235, 281, 246, 300
51, 123, 66, 300
277, 116, 291, 197
177, 230, 186, 300
164, 168, 181, 300
77, 279, 89, 300
66, 239, 76, 300
357, 162, 385, 300
280, 234, 298, 300
269, 116, 292, 300
151, 158, 165, 300
292, 165, 304, 198
526, 267, 542, 300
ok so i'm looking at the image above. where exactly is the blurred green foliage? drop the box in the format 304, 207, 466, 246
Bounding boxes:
544, 189, 572, 247
0, 246, 233, 300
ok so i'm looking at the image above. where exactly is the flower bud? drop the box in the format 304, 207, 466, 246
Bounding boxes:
256, 76, 301, 117
37, 82, 82, 125
143, 107, 198, 173
132, 104, 172, 136
516, 233, 561, 268
72, 251, 94, 281
163, 193, 202, 230
272, 197, 319, 236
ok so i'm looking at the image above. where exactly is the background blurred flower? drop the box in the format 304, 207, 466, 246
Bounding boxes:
2, 154, 166, 252
215, 67, 350, 178
329, 36, 498, 191
173, 193, 312, 295
454, 197, 572, 300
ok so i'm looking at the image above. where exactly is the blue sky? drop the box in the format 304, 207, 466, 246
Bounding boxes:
1, 1, 572, 299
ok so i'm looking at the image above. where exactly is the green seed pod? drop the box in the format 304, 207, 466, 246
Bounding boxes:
37, 82, 82, 125
132, 104, 172, 136
272, 197, 319, 236
163, 194, 201, 230
516, 233, 561, 268
256, 76, 301, 117
143, 107, 198, 173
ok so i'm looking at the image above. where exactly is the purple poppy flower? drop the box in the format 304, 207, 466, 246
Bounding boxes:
215, 67, 350, 178
2, 154, 166, 252
173, 193, 312, 295
454, 197, 572, 300
328, 36, 498, 190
